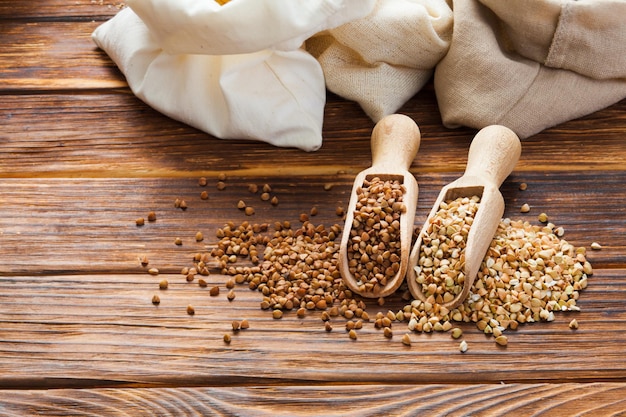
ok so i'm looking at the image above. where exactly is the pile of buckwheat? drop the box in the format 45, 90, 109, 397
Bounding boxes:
405, 216, 591, 348
139, 175, 593, 351
346, 176, 406, 294
414, 195, 480, 305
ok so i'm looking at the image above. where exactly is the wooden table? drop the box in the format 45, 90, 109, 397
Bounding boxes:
2, 3, 626, 415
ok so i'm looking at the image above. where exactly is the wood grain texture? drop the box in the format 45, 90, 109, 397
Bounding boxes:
1, 268, 625, 388
0, 172, 623, 274
1, 93, 626, 176
1, 384, 626, 416
1, 1, 626, 414
0, 1, 122, 20
0, 22, 123, 91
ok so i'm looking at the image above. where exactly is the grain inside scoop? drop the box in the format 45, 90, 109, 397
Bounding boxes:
407, 125, 522, 309
339, 114, 421, 298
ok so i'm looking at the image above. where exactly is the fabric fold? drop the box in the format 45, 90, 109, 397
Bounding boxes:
93, 0, 626, 151
93, 7, 325, 151
434, 0, 626, 138
92, 0, 376, 151
126, 0, 376, 55
307, 0, 453, 122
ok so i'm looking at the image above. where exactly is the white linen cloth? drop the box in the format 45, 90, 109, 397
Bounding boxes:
93, 0, 626, 151
92, 0, 375, 151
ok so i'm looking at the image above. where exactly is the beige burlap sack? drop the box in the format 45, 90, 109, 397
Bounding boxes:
434, 0, 626, 138
306, 0, 453, 122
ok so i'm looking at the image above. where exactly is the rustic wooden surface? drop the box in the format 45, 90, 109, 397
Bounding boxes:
1, 2, 626, 415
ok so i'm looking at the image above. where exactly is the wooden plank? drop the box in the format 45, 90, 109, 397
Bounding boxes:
0, 172, 624, 275
1, 92, 626, 177
0, 22, 124, 91
0, 268, 625, 388
1, 384, 626, 416
0, 92, 371, 177
0, 1, 122, 20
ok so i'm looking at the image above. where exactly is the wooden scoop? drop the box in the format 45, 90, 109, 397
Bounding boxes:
407, 125, 521, 309
339, 114, 421, 298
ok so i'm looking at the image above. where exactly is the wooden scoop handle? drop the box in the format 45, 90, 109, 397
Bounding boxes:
464, 125, 521, 187
370, 114, 421, 171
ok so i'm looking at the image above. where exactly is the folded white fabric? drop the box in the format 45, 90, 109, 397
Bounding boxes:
306, 0, 453, 122
126, 0, 375, 55
92, 0, 375, 151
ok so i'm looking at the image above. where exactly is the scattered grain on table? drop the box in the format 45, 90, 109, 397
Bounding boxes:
495, 335, 508, 346
135, 176, 593, 352
459, 340, 468, 353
